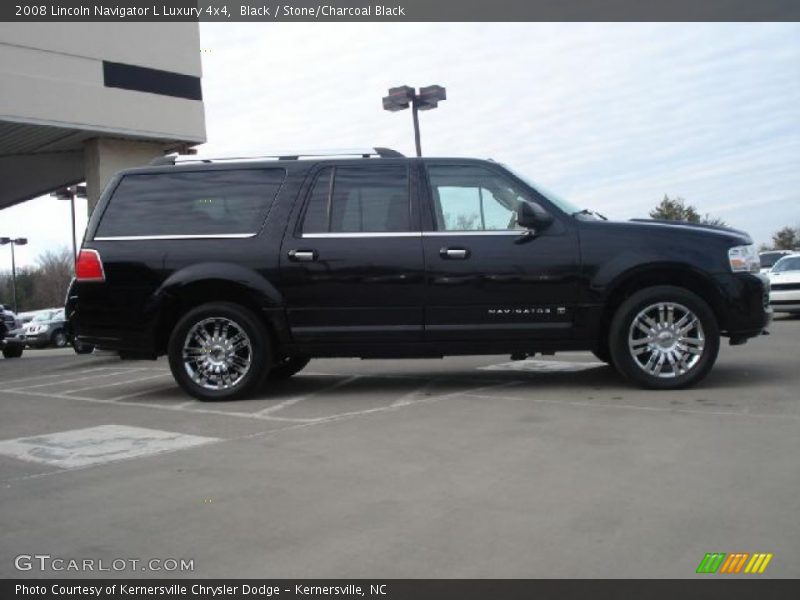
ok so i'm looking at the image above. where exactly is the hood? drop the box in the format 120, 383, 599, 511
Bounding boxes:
628, 219, 751, 239
587, 218, 752, 246
625, 219, 752, 245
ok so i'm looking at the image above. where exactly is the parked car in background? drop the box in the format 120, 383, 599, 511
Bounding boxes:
23, 308, 69, 348
759, 250, 795, 274
0, 303, 25, 358
767, 254, 800, 314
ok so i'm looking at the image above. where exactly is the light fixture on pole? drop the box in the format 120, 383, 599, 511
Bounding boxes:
0, 237, 28, 314
51, 184, 87, 270
382, 85, 446, 157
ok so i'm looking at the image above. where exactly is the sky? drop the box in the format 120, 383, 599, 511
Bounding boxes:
2, 22, 798, 271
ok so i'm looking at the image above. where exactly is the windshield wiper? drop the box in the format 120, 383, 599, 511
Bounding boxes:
571, 208, 607, 220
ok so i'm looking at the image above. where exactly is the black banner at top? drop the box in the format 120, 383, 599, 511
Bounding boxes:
2, 0, 800, 22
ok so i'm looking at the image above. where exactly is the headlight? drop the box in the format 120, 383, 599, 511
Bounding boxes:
728, 244, 760, 273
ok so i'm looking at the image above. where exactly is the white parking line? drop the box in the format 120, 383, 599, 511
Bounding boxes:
254, 375, 361, 416
5, 387, 318, 422
5, 370, 136, 391
109, 386, 182, 402
61, 372, 172, 395
0, 366, 114, 387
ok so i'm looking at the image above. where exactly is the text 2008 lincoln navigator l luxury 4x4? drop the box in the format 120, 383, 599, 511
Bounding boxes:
66, 148, 771, 401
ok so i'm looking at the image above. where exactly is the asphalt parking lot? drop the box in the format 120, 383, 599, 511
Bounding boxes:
1, 316, 798, 579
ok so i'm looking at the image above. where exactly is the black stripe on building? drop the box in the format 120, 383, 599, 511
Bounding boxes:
103, 61, 202, 101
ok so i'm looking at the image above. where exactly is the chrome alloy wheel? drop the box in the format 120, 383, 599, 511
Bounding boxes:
627, 302, 705, 379
182, 317, 252, 390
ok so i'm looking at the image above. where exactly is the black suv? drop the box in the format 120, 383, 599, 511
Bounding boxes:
66, 148, 771, 400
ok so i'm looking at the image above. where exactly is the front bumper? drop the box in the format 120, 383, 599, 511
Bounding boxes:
713, 272, 772, 340
769, 289, 800, 313
24, 331, 50, 343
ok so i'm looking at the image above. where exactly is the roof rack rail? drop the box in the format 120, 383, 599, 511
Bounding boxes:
152, 147, 405, 165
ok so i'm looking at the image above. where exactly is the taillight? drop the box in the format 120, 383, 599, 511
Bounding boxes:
75, 249, 105, 282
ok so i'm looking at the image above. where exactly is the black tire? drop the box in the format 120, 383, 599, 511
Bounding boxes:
268, 356, 310, 380
608, 285, 720, 390
73, 339, 95, 354
51, 329, 68, 348
168, 302, 271, 401
3, 345, 23, 359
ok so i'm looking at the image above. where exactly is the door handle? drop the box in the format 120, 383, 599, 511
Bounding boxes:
288, 249, 318, 262
440, 247, 470, 260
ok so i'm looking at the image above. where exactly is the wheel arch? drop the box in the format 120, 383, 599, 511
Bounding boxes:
149, 263, 288, 356
596, 263, 727, 350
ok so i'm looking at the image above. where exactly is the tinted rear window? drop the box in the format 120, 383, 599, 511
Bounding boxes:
301, 165, 410, 233
96, 169, 285, 238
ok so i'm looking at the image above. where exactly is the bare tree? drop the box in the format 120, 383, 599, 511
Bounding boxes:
31, 247, 74, 309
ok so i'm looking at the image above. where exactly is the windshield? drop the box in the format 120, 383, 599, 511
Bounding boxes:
501, 165, 584, 216
32, 311, 55, 322
772, 256, 800, 273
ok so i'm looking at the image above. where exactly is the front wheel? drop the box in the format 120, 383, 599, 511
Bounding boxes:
168, 302, 271, 401
609, 286, 719, 389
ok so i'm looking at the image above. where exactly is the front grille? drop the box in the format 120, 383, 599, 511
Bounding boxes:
771, 299, 800, 306
770, 283, 800, 291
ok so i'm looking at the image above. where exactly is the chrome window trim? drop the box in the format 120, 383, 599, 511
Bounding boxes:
93, 233, 257, 241
301, 232, 421, 239
422, 230, 524, 236
299, 230, 527, 239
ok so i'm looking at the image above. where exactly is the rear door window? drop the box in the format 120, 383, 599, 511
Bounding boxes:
301, 165, 410, 234
95, 169, 286, 238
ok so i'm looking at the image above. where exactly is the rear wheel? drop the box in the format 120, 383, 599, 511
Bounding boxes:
268, 356, 310, 380
609, 286, 719, 389
72, 339, 95, 354
168, 302, 270, 401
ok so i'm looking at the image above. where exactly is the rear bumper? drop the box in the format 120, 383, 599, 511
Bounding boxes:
66, 291, 156, 354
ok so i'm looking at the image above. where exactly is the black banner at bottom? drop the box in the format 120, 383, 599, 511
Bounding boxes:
4, 579, 800, 600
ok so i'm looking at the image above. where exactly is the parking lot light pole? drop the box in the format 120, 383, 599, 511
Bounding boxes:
0, 237, 28, 313
52, 185, 87, 271
382, 85, 447, 157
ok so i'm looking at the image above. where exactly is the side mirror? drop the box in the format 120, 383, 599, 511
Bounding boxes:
517, 201, 553, 231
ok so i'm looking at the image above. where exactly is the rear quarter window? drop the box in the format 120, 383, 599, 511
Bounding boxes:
95, 169, 286, 238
